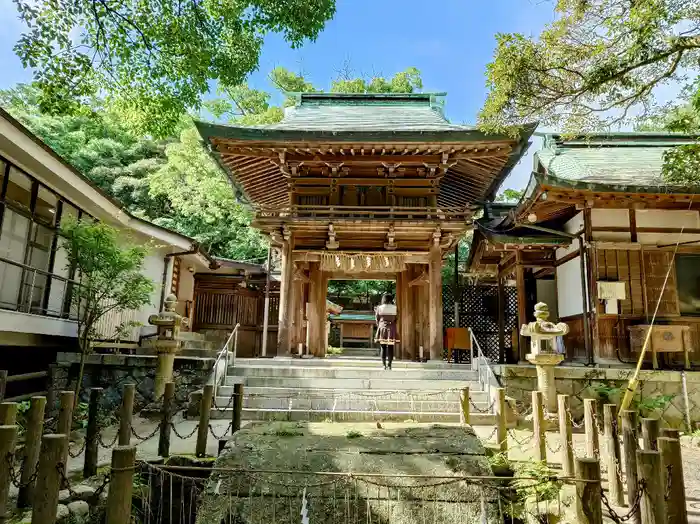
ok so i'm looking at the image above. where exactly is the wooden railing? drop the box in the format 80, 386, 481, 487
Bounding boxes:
254, 205, 473, 220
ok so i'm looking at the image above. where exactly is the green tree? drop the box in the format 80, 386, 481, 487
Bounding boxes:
60, 218, 154, 401
496, 188, 524, 203
149, 126, 268, 260
12, 0, 336, 137
478, 0, 700, 184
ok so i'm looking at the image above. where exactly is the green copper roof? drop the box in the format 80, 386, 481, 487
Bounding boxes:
196, 93, 536, 143
536, 133, 700, 188
268, 92, 465, 132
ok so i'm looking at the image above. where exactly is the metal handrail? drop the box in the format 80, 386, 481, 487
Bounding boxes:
212, 323, 240, 399
468, 327, 501, 406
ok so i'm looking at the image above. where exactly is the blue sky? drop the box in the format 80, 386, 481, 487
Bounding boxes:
0, 0, 557, 191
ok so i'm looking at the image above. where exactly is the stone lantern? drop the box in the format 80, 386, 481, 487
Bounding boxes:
520, 302, 568, 414
148, 294, 183, 398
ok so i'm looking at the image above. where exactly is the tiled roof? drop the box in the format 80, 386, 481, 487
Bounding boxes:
536, 133, 700, 188
267, 93, 468, 132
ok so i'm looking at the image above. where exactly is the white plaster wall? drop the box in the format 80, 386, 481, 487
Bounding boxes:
0, 309, 77, 338
635, 209, 700, 245
536, 280, 559, 320
591, 208, 631, 242
563, 211, 583, 235
176, 266, 195, 317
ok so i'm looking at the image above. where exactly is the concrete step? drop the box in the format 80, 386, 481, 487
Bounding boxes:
224, 376, 477, 390
334, 347, 380, 357
209, 407, 496, 424
232, 357, 467, 370
227, 365, 478, 382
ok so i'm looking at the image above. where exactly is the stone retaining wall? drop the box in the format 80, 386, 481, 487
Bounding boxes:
495, 365, 700, 429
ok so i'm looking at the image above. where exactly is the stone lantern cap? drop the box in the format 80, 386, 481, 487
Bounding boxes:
148, 294, 183, 352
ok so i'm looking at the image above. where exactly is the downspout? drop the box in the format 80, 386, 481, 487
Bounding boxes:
159, 245, 220, 310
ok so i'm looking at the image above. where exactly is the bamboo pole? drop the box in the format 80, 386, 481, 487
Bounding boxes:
105, 446, 137, 524
196, 385, 214, 457
118, 384, 135, 446
558, 394, 574, 477
31, 434, 67, 524
659, 437, 688, 524
17, 396, 46, 508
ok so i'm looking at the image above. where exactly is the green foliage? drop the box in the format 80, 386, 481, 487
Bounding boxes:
442, 237, 471, 283
478, 0, 700, 178
327, 280, 395, 307
327, 346, 344, 355
345, 430, 362, 439
513, 460, 563, 503
12, 0, 336, 137
60, 217, 154, 398
662, 144, 700, 186
331, 66, 423, 94
495, 188, 524, 203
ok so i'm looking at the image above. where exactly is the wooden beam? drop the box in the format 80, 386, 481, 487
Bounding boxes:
629, 209, 638, 242
555, 250, 580, 267
218, 150, 510, 164
291, 177, 439, 187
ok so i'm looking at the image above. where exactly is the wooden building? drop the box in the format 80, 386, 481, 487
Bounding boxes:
468, 132, 700, 367
197, 92, 534, 359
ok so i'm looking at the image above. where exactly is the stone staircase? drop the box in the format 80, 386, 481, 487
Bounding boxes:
210, 357, 497, 424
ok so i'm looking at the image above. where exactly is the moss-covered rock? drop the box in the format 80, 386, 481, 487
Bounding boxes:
197, 422, 499, 524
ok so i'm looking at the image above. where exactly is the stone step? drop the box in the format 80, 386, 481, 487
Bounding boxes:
209, 407, 496, 424
227, 365, 478, 382
215, 386, 488, 403
334, 347, 380, 357
224, 375, 476, 390
213, 395, 490, 414
176, 332, 207, 341
232, 357, 467, 370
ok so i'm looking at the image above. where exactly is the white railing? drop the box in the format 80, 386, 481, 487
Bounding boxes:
468, 327, 501, 411
211, 323, 240, 399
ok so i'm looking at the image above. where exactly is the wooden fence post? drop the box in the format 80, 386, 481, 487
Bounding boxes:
637, 450, 667, 524
660, 428, 680, 440
0, 425, 18, 524
620, 410, 641, 524
603, 404, 624, 506
105, 446, 136, 524
584, 398, 599, 459
558, 394, 574, 477
158, 382, 175, 458
0, 403, 17, 426
118, 384, 135, 446
57, 391, 74, 468
659, 437, 688, 524
17, 396, 46, 508
83, 387, 102, 478
495, 388, 507, 453
31, 434, 67, 524
641, 418, 659, 451
45, 367, 56, 418
0, 371, 6, 402
575, 457, 603, 524
232, 383, 244, 434
196, 385, 214, 457
459, 387, 470, 425
533, 390, 546, 462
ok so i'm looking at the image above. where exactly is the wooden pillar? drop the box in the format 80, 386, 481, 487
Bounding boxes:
621, 410, 641, 524
307, 263, 322, 357
428, 247, 443, 360
416, 267, 429, 358
404, 266, 415, 360
575, 458, 603, 524
31, 435, 67, 524
105, 446, 137, 524
515, 251, 528, 362
318, 271, 328, 357
637, 450, 667, 524
396, 271, 404, 360
277, 236, 294, 355
290, 272, 304, 352
659, 436, 688, 524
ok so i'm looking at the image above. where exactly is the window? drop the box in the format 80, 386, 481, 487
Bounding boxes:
676, 255, 700, 314
0, 156, 86, 316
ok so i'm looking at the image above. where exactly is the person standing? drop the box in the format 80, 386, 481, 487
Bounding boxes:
375, 293, 398, 370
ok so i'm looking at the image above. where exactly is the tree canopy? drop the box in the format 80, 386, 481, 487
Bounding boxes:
0, 66, 425, 264
11, 0, 336, 137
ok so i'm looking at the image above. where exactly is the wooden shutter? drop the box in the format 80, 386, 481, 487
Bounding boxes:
643, 250, 680, 316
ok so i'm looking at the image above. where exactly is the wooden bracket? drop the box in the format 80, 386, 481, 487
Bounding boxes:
409, 270, 430, 287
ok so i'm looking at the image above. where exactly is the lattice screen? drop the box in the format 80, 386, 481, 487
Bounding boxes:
442, 283, 517, 364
